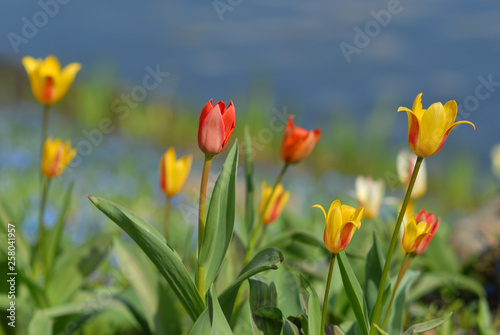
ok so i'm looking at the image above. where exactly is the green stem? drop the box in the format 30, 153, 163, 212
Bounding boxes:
164, 196, 171, 240
197, 155, 213, 303
40, 105, 50, 181
38, 177, 51, 245
381, 253, 412, 329
369, 156, 423, 333
321, 253, 336, 335
244, 162, 289, 263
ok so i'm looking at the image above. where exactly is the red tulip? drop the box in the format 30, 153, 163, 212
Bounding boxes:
280, 116, 321, 164
198, 99, 235, 156
414, 209, 440, 255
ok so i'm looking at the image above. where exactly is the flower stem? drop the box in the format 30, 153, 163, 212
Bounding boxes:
37, 177, 51, 253
197, 154, 213, 302
369, 156, 423, 334
164, 196, 171, 240
381, 253, 412, 328
40, 106, 50, 180
321, 253, 336, 335
244, 162, 289, 263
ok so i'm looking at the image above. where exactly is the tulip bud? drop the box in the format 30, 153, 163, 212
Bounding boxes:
41, 137, 76, 178
198, 99, 235, 156
402, 214, 431, 254
413, 209, 440, 255
159, 148, 193, 197
260, 182, 290, 225
280, 116, 321, 164
314, 200, 363, 254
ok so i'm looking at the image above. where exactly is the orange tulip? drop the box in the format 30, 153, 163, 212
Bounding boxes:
398, 93, 475, 157
260, 182, 290, 225
413, 209, 440, 255
198, 99, 235, 156
280, 116, 321, 164
314, 200, 363, 254
22, 55, 81, 106
159, 148, 193, 197
41, 137, 76, 178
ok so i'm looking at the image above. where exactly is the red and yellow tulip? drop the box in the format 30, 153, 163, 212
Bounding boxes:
22, 55, 81, 106
198, 99, 235, 156
413, 209, 440, 255
159, 148, 193, 197
260, 182, 290, 225
398, 93, 475, 158
401, 214, 431, 254
41, 137, 76, 178
355, 176, 385, 219
314, 200, 363, 254
280, 116, 321, 164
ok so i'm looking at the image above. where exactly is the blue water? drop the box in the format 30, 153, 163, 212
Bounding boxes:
1, 0, 500, 163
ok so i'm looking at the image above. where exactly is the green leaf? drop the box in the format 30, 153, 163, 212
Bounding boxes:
373, 324, 391, 335
299, 276, 321, 335
249, 279, 283, 335
190, 286, 234, 335
477, 298, 495, 335
337, 252, 370, 335
47, 232, 114, 305
282, 319, 301, 335
199, 142, 239, 293
402, 312, 453, 335
385, 270, 419, 335
255, 307, 283, 320
29, 311, 53, 335
409, 272, 485, 301
114, 238, 157, 332
365, 233, 386, 319
45, 181, 74, 284
244, 126, 255, 242
219, 247, 284, 321
89, 196, 204, 321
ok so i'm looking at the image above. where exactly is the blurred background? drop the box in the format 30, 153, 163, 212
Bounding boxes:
1, 0, 500, 332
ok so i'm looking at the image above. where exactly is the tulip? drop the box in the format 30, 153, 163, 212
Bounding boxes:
22, 55, 81, 106
355, 176, 384, 219
397, 150, 427, 199
198, 99, 235, 156
41, 137, 76, 178
159, 148, 193, 197
413, 209, 440, 255
398, 93, 475, 158
314, 200, 363, 254
260, 182, 290, 225
401, 215, 431, 254
280, 116, 321, 164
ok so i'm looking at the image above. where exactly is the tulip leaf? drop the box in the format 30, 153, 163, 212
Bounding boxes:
249, 279, 283, 335
337, 252, 370, 335
384, 269, 419, 335
190, 285, 234, 335
283, 319, 301, 335
219, 247, 284, 321
47, 231, 114, 305
199, 142, 239, 293
477, 298, 494, 335
88, 196, 204, 321
373, 324, 391, 335
299, 276, 321, 335
45, 181, 74, 284
244, 126, 255, 242
365, 233, 386, 319
402, 312, 453, 335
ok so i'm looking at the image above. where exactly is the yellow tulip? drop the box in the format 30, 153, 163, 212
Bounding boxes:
314, 200, 363, 254
260, 182, 290, 225
41, 137, 77, 178
401, 215, 430, 254
398, 93, 475, 158
159, 148, 192, 197
355, 176, 384, 219
22, 55, 81, 106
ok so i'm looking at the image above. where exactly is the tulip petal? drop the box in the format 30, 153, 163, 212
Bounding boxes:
199, 99, 214, 125
198, 105, 224, 155
419, 102, 447, 156
443, 100, 458, 129
313, 204, 327, 220
412, 92, 424, 118
221, 101, 235, 147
